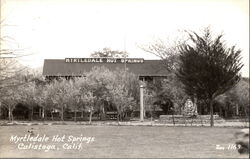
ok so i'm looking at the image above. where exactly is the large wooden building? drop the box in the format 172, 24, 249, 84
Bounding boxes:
42, 58, 168, 119
42, 58, 168, 81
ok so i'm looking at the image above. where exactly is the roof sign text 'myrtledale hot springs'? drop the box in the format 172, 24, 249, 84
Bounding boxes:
65, 58, 144, 63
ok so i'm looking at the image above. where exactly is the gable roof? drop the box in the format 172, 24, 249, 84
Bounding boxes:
43, 59, 168, 76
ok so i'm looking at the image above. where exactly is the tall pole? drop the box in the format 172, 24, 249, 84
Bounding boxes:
124, 36, 127, 72
140, 85, 144, 122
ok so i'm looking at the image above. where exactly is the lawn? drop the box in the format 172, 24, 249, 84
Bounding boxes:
0, 125, 248, 158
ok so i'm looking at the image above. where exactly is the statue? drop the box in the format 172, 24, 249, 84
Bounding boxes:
183, 99, 198, 117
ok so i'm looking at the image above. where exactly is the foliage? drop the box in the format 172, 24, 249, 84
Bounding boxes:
141, 34, 188, 115
90, 47, 128, 58
106, 69, 137, 121
215, 78, 249, 117
161, 73, 188, 114
0, 65, 141, 122
144, 88, 155, 118
18, 82, 37, 120
0, 86, 23, 121
146, 74, 187, 115
177, 28, 243, 99
75, 76, 97, 124
229, 78, 249, 110
49, 79, 73, 120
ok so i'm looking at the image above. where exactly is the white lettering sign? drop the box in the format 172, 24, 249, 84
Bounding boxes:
65, 58, 144, 63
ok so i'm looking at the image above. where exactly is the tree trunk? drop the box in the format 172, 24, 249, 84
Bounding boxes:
44, 109, 47, 120
42, 107, 45, 119
225, 109, 228, 118
81, 106, 84, 118
117, 113, 120, 125
199, 103, 202, 115
31, 106, 33, 121
61, 106, 64, 121
199, 115, 204, 126
74, 109, 77, 122
153, 106, 156, 118
150, 114, 153, 126
243, 107, 249, 124
144, 109, 146, 118
39, 107, 42, 118
125, 112, 128, 120
179, 105, 182, 115
8, 106, 14, 122
102, 104, 106, 120
51, 111, 54, 121
11, 111, 14, 122
81, 111, 84, 118
99, 104, 104, 120
89, 110, 93, 125
8, 107, 12, 122
235, 104, 239, 116
172, 111, 175, 126
120, 112, 123, 121
209, 99, 214, 127
191, 116, 194, 126
0, 102, 1, 119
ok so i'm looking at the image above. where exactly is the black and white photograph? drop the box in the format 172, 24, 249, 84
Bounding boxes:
0, 0, 249, 158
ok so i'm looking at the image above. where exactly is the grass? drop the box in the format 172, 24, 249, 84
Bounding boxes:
0, 125, 248, 158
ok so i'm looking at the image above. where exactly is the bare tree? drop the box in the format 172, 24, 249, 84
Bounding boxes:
90, 47, 128, 58
0, 20, 29, 93
139, 33, 188, 72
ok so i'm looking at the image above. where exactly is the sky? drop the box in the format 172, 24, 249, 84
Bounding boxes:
1, 0, 249, 77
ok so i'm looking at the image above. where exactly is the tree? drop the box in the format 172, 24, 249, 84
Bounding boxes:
161, 73, 188, 114
106, 69, 137, 122
146, 75, 187, 116
19, 81, 37, 120
151, 87, 173, 115
0, 21, 30, 121
0, 86, 23, 122
215, 78, 249, 119
231, 79, 249, 118
0, 21, 28, 93
107, 82, 135, 122
177, 28, 243, 126
75, 76, 97, 124
144, 89, 155, 123
63, 80, 81, 122
140, 35, 188, 72
90, 47, 128, 58
82, 91, 96, 124
34, 84, 49, 119
141, 34, 189, 116
85, 66, 113, 119
43, 82, 59, 120
48, 79, 71, 121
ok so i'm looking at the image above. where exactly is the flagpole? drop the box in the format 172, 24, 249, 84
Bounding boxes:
124, 36, 127, 72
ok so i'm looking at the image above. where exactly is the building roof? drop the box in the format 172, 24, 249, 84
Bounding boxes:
43, 59, 168, 76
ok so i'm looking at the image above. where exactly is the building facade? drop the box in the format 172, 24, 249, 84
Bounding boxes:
42, 58, 168, 81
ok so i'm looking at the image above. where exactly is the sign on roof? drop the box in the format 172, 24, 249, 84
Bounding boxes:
65, 58, 144, 63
